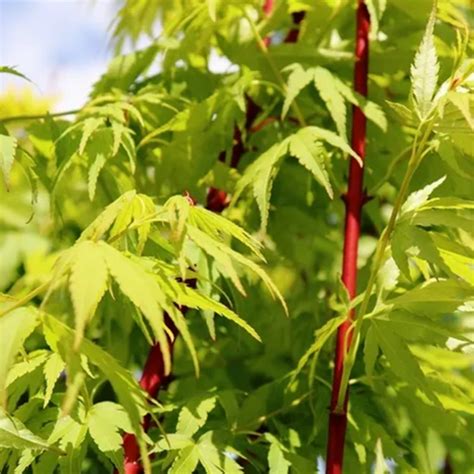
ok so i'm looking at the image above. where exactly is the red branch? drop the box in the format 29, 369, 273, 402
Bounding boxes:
326, 2, 370, 473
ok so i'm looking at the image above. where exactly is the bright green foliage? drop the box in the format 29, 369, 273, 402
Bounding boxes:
0, 0, 473, 472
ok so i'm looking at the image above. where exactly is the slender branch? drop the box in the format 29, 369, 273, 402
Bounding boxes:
0, 280, 50, 319
335, 120, 434, 410
0, 109, 80, 124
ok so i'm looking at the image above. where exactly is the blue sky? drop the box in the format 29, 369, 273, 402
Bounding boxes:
0, 0, 116, 110
0, 0, 237, 111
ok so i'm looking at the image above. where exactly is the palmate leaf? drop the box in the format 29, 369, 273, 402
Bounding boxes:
233, 141, 288, 231
79, 190, 137, 241
98, 242, 172, 374
235, 126, 359, 230
410, 1, 439, 119
0, 308, 39, 408
283, 64, 387, 133
0, 408, 60, 453
186, 226, 287, 316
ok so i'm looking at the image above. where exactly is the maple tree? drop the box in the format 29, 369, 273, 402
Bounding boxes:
0, 0, 473, 473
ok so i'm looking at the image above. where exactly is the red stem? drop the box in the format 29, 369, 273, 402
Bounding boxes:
326, 2, 370, 474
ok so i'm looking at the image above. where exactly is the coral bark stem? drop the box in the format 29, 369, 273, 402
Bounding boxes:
326, 2, 370, 473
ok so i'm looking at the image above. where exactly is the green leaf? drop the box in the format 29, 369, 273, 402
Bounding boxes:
87, 153, 107, 201
366, 0, 387, 38
154, 434, 194, 452
206, 0, 217, 21
43, 353, 65, 408
198, 431, 242, 474
170, 444, 199, 474
172, 280, 262, 342
304, 126, 362, 164
0, 308, 38, 408
68, 240, 109, 349
288, 128, 333, 198
372, 320, 429, 390
387, 279, 473, 307
87, 402, 132, 454
364, 326, 379, 378
98, 242, 171, 373
0, 408, 58, 452
410, 2, 439, 119
282, 64, 313, 118
236, 141, 288, 231
42, 314, 151, 473
0, 134, 18, 190
293, 314, 346, 378
187, 226, 287, 315
313, 67, 347, 137
401, 176, 446, 215
267, 434, 290, 474
79, 190, 136, 241
373, 438, 391, 474
78, 118, 104, 155
176, 396, 217, 437
0, 66, 31, 82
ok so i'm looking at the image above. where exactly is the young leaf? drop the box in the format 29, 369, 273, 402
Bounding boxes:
68, 240, 109, 349
170, 444, 199, 474
87, 402, 132, 454
0, 308, 38, 407
43, 353, 65, 408
401, 176, 446, 215
410, 2, 439, 119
